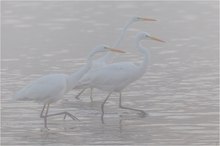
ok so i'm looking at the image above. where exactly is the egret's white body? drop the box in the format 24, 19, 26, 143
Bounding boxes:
75, 16, 156, 100
80, 62, 142, 92
76, 32, 165, 122
15, 74, 68, 104
14, 45, 125, 129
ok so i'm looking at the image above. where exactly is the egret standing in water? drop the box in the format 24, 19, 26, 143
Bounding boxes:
74, 16, 157, 101
76, 32, 165, 122
14, 45, 125, 129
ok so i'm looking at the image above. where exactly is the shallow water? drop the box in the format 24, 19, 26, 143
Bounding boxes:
1, 1, 219, 145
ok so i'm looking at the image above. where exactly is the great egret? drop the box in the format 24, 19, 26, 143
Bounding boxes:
75, 16, 157, 101
76, 32, 165, 122
14, 45, 125, 129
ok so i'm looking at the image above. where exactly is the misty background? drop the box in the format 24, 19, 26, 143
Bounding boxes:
1, 1, 219, 145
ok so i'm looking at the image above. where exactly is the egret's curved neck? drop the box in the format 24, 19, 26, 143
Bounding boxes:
113, 18, 134, 48
136, 37, 150, 75
67, 55, 94, 91
98, 18, 135, 63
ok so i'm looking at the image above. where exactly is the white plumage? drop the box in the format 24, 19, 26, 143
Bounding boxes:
76, 32, 165, 122
15, 74, 68, 104
74, 16, 157, 101
14, 45, 125, 129
79, 62, 140, 92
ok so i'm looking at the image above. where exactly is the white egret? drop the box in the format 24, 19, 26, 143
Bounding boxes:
14, 45, 125, 129
76, 32, 165, 122
75, 16, 157, 101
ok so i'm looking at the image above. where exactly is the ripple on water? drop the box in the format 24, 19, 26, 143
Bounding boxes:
2, 1, 219, 146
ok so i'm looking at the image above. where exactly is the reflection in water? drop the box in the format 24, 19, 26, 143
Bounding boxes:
1, 1, 219, 146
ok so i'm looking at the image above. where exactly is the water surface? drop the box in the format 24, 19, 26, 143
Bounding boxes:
1, 1, 219, 145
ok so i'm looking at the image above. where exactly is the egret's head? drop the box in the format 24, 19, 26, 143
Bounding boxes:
137, 32, 165, 43
131, 16, 157, 22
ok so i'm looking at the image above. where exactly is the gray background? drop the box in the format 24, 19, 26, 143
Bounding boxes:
1, 1, 219, 145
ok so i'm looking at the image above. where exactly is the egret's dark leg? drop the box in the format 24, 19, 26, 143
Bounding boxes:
90, 88, 93, 102
46, 111, 79, 121
101, 92, 112, 114
41, 104, 79, 129
44, 104, 50, 129
40, 104, 46, 118
41, 105, 78, 120
75, 88, 86, 100
119, 92, 146, 116
101, 92, 112, 123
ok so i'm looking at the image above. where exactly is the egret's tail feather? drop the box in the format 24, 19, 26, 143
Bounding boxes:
13, 88, 30, 101
14, 92, 27, 101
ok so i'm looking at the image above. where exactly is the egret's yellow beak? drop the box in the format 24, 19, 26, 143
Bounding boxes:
108, 48, 126, 53
149, 36, 165, 42
140, 17, 157, 21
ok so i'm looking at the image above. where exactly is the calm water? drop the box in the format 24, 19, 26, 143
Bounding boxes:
1, 1, 219, 145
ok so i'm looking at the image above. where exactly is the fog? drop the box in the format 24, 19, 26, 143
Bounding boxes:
1, 1, 219, 145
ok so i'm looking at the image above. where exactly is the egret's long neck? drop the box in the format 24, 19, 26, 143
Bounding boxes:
98, 19, 135, 63
136, 37, 150, 76
66, 56, 94, 91
113, 18, 134, 47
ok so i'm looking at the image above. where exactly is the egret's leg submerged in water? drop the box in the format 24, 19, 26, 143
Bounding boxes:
101, 92, 112, 123
40, 104, 79, 129
40, 104, 46, 118
75, 88, 86, 100
119, 92, 146, 116
75, 88, 94, 102
40, 104, 49, 129
90, 88, 93, 102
